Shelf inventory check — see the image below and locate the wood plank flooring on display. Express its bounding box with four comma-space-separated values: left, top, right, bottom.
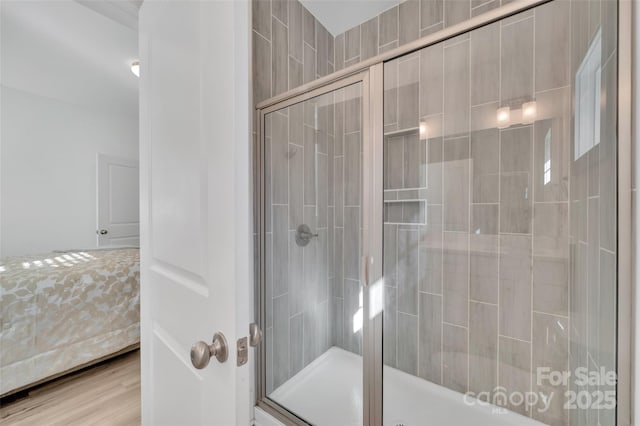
0, 350, 141, 426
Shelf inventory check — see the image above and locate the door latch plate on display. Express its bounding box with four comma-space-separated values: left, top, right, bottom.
237, 337, 248, 366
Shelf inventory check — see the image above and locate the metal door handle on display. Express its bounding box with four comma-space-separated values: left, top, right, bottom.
249, 323, 262, 347
97, 229, 108, 235
190, 332, 228, 369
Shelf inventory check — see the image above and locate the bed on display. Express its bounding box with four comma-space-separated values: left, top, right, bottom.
0, 248, 140, 396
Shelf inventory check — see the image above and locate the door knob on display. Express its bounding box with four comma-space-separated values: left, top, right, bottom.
190, 332, 228, 369
97, 229, 108, 235
249, 323, 262, 347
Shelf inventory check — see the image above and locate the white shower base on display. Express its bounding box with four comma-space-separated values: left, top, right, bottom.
270, 347, 544, 426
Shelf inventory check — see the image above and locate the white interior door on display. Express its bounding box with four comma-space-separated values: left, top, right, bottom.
96, 154, 140, 247
139, 1, 251, 425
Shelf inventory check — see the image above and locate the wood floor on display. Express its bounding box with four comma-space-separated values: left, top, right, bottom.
0, 350, 141, 426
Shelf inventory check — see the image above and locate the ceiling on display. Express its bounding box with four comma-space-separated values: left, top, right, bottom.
299, 0, 403, 36
1, 0, 139, 115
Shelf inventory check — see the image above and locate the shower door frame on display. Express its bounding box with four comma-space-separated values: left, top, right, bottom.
254, 0, 634, 424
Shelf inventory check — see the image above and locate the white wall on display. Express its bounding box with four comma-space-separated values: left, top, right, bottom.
0, 86, 138, 257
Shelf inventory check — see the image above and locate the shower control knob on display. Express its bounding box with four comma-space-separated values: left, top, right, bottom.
190, 332, 228, 369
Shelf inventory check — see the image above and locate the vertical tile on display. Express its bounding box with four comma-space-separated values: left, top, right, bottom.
398, 56, 420, 130
443, 232, 469, 326
361, 17, 379, 61
532, 313, 569, 425
335, 156, 344, 226
398, 229, 419, 315
330, 297, 344, 347
303, 125, 316, 205
534, 0, 570, 92
500, 124, 533, 235
599, 250, 616, 372
252, 0, 271, 40
344, 279, 362, 355
317, 154, 328, 228
404, 133, 421, 188
253, 31, 271, 104
470, 22, 499, 105
288, 0, 302, 61
399, 0, 420, 45
445, 0, 470, 27
397, 313, 419, 375
272, 0, 287, 24
379, 6, 399, 46
469, 302, 497, 395
500, 126, 532, 173
288, 57, 302, 90
266, 327, 274, 393
303, 306, 318, 365
316, 24, 329, 77
498, 336, 531, 416
443, 40, 470, 137
344, 207, 360, 280
384, 60, 398, 128
289, 230, 304, 315
384, 224, 398, 287
335, 89, 345, 155
599, 58, 617, 252
272, 206, 289, 297
344, 25, 361, 61
273, 295, 290, 388
419, 246, 442, 294
443, 324, 468, 392
533, 202, 568, 258
289, 313, 303, 376
344, 132, 361, 206
334, 33, 345, 71
265, 233, 273, 328
501, 17, 534, 106
384, 286, 398, 367
345, 83, 362, 133
288, 143, 303, 231
271, 113, 289, 205
426, 135, 443, 204
471, 129, 499, 203
302, 6, 315, 48
533, 257, 568, 317
334, 226, 344, 294
419, 293, 442, 383
384, 135, 404, 189
421, 0, 443, 29
499, 235, 531, 341
419, 44, 443, 117
443, 137, 470, 232
303, 42, 316, 84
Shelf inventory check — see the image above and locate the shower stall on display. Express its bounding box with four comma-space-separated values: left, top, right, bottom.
255, 0, 629, 425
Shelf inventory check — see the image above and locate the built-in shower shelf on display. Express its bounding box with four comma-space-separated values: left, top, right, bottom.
383, 126, 420, 138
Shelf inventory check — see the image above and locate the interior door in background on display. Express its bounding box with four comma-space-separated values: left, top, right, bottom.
96, 154, 140, 247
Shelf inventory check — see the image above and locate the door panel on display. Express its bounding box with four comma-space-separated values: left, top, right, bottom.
139, 1, 251, 425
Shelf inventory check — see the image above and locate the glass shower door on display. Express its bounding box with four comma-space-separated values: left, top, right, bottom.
381, 2, 618, 426
261, 79, 368, 425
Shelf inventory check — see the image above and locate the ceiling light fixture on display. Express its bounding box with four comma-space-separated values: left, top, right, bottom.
130, 60, 140, 77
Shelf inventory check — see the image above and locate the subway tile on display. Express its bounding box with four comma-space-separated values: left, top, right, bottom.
318, 155, 328, 228
344, 206, 361, 280
345, 132, 361, 206
534, 0, 570, 92
419, 44, 443, 118
271, 20, 286, 94
498, 336, 531, 416
443, 138, 470, 232
418, 293, 442, 383
344, 83, 362, 133
426, 135, 443, 204
272, 295, 290, 388
286, 144, 302, 227
379, 6, 399, 46
289, 230, 304, 315
398, 56, 420, 130
344, 25, 361, 61
471, 129, 499, 203
399, 0, 420, 45
253, 31, 271, 104
404, 132, 422, 188
470, 21, 499, 105
443, 39, 470, 137
334, 227, 344, 293
533, 257, 568, 317
499, 235, 531, 341
288, 102, 303, 145
302, 6, 315, 48
384, 135, 404, 190
303, 306, 319, 365
271, 113, 288, 206
420, 246, 442, 294
443, 232, 469, 326
303, 125, 316, 205
397, 313, 419, 375
443, 324, 468, 392
469, 302, 497, 395
288, 57, 302, 90
500, 126, 532, 173
318, 228, 328, 301
303, 42, 316, 84
420, 0, 443, 29
289, 313, 303, 376
384, 60, 398, 128
384, 286, 398, 367
303, 207, 318, 309
361, 17, 379, 61
533, 202, 568, 258
288, 0, 302, 61
272, 205, 289, 297
472, 204, 498, 235
398, 229, 420, 315
330, 296, 344, 347
532, 313, 569, 425
500, 16, 533, 106
335, 90, 345, 155
252, 0, 271, 40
